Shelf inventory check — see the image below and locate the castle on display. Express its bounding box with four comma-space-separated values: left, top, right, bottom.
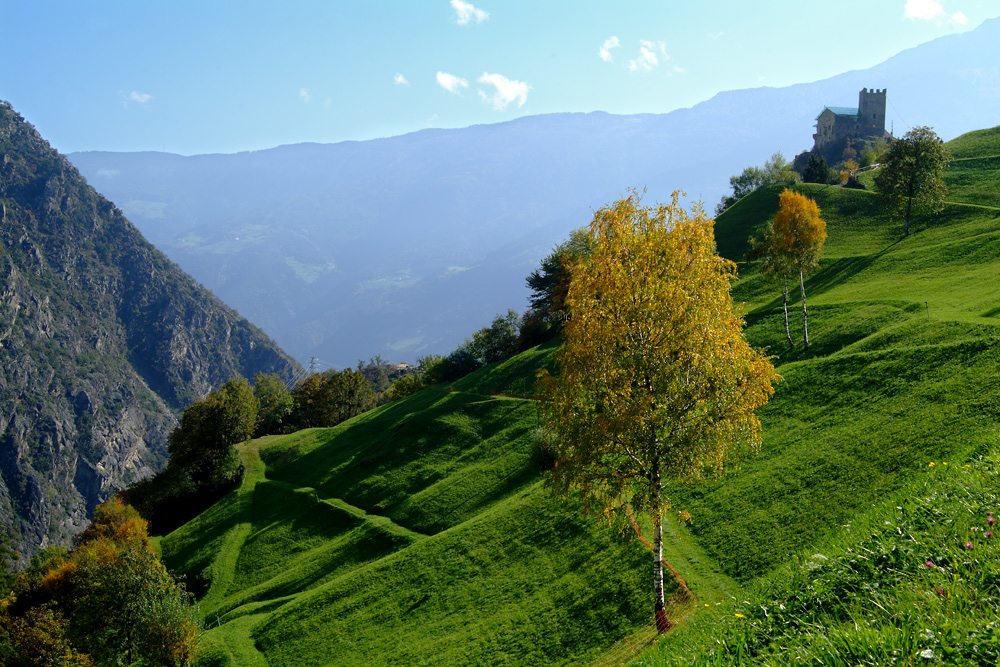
812, 88, 888, 156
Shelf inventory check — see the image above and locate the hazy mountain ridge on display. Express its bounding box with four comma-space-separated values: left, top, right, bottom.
0, 102, 300, 562
69, 18, 1000, 367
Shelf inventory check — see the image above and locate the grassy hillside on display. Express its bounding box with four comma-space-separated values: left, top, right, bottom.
161, 125, 1000, 666
160, 350, 726, 666
633, 126, 1000, 663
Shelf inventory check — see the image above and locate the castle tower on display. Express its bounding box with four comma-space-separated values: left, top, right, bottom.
857, 88, 886, 138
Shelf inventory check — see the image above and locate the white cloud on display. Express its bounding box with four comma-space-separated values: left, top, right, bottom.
129, 91, 152, 104
904, 0, 967, 24
394, 73, 410, 86
905, 0, 944, 20
599, 36, 621, 62
452, 0, 488, 25
628, 40, 667, 73
477, 72, 529, 111
436, 71, 469, 94
96, 168, 119, 178
299, 88, 311, 103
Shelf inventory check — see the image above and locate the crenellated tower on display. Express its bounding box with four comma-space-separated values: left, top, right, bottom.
857, 88, 887, 137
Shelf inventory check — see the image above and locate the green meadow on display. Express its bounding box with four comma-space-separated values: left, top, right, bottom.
161, 126, 1000, 665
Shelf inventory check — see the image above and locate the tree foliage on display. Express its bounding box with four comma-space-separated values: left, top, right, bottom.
801, 153, 831, 184
0, 499, 199, 666
526, 227, 592, 321
766, 189, 827, 348
538, 190, 779, 629
716, 152, 800, 215
468, 309, 521, 365
167, 376, 257, 487
748, 219, 797, 348
874, 126, 951, 237
254, 372, 294, 436
291, 369, 375, 428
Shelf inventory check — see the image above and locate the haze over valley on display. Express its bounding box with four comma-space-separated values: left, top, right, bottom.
68, 16, 1000, 367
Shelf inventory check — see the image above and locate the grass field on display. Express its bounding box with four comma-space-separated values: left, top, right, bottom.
161, 125, 1000, 666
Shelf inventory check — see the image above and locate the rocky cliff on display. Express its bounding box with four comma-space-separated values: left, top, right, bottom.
0, 102, 300, 564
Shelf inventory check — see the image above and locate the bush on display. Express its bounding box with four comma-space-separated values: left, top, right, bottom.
389, 373, 424, 401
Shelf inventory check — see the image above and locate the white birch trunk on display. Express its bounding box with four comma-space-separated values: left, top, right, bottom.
799, 268, 809, 348
782, 275, 793, 349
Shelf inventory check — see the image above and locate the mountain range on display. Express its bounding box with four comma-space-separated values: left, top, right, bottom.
68, 18, 1000, 369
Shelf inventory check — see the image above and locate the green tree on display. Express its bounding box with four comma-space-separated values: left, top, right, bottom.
254, 372, 294, 436
389, 373, 424, 401
469, 309, 521, 364
763, 151, 799, 184
526, 227, 592, 321
168, 376, 257, 487
716, 153, 800, 216
802, 153, 830, 184
291, 369, 375, 428
538, 191, 779, 632
874, 126, 951, 237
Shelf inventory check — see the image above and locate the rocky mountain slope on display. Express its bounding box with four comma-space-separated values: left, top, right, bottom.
0, 102, 300, 563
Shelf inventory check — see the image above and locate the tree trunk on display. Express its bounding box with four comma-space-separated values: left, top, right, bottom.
782, 275, 793, 349
904, 193, 913, 237
651, 460, 670, 633
653, 510, 670, 633
799, 268, 809, 349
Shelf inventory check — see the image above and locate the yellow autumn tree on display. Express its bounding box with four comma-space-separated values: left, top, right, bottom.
770, 189, 827, 348
538, 191, 779, 632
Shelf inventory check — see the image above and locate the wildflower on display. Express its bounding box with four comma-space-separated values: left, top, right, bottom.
735, 613, 745, 618
925, 560, 935, 568
943, 461, 948, 466
989, 516, 996, 527
987, 531, 994, 539
936, 588, 947, 597
988, 511, 994, 516
965, 542, 974, 550
929, 462, 935, 467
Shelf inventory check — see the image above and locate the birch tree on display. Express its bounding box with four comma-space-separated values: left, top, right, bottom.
538, 191, 779, 632
771, 189, 827, 349
748, 219, 796, 349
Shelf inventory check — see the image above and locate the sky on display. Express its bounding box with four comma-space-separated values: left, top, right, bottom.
2, 0, 997, 155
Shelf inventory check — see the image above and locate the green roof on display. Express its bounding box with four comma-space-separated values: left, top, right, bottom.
817, 106, 859, 120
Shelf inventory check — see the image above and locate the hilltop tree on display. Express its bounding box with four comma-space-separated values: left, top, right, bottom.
874, 126, 951, 237
526, 227, 592, 321
468, 310, 521, 364
538, 191, 779, 632
770, 189, 827, 348
716, 152, 800, 215
168, 376, 258, 487
801, 153, 830, 184
291, 368, 375, 428
254, 372, 294, 436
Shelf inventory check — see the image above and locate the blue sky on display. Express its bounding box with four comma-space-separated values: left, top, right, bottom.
2, 0, 996, 155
